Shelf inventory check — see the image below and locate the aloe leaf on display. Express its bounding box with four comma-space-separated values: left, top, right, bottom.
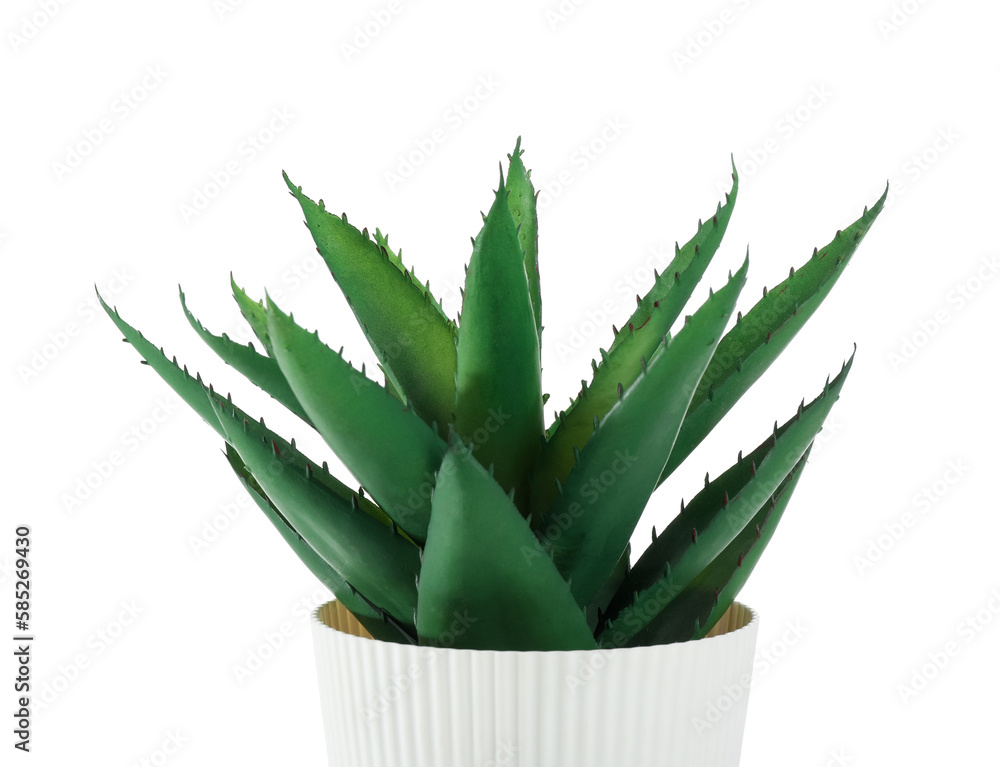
230, 274, 276, 359
222, 443, 413, 644
208, 390, 420, 627
98, 289, 225, 438
535, 257, 749, 608
657, 186, 886, 485
415, 443, 596, 651
601, 353, 853, 646
263, 295, 447, 542
531, 300, 679, 516
284, 173, 457, 436
532, 166, 739, 512
455, 170, 544, 501
206, 385, 401, 531
506, 137, 541, 348
179, 286, 314, 426
608, 157, 739, 358
600, 447, 811, 649
585, 543, 630, 633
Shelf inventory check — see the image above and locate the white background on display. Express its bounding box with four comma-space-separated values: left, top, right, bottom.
5, 0, 999, 765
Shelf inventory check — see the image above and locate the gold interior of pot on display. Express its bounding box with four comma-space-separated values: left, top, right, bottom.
317, 600, 753, 643
318, 600, 375, 639
703, 602, 753, 638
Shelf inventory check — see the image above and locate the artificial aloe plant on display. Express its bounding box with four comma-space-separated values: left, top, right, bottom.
99, 139, 885, 651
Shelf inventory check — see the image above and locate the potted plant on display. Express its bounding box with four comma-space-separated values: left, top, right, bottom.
100, 139, 885, 766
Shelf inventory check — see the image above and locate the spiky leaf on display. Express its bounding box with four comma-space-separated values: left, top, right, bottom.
506, 137, 541, 348
230, 274, 276, 358
98, 290, 224, 438
532, 167, 739, 511
657, 186, 886, 485
209, 390, 420, 627
608, 158, 739, 357
284, 173, 457, 435
601, 354, 853, 646
600, 447, 810, 648
586, 544, 630, 633
535, 257, 749, 607
263, 295, 447, 542
416, 444, 596, 651
179, 286, 313, 426
223, 443, 412, 644
455, 171, 544, 500
531, 300, 680, 516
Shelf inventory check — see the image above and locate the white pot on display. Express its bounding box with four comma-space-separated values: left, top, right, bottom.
311, 600, 759, 767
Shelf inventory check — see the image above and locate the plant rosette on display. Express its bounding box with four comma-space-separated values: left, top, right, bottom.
100, 139, 884, 767
312, 599, 758, 767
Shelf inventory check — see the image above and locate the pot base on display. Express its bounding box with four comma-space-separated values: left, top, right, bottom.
312, 600, 758, 767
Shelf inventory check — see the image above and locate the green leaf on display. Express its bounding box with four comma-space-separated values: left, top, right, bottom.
179, 285, 314, 426
454, 170, 544, 501
263, 294, 447, 542
531, 165, 739, 513
208, 390, 420, 628
416, 444, 596, 651
607, 157, 739, 358
222, 443, 413, 644
601, 353, 853, 647
284, 172, 457, 436
230, 274, 276, 359
600, 447, 811, 648
97, 289, 224, 438
586, 543, 630, 633
535, 257, 749, 607
657, 185, 886, 485
506, 137, 541, 348
531, 300, 683, 516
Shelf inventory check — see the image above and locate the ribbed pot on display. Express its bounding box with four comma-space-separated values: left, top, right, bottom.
311, 600, 759, 767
